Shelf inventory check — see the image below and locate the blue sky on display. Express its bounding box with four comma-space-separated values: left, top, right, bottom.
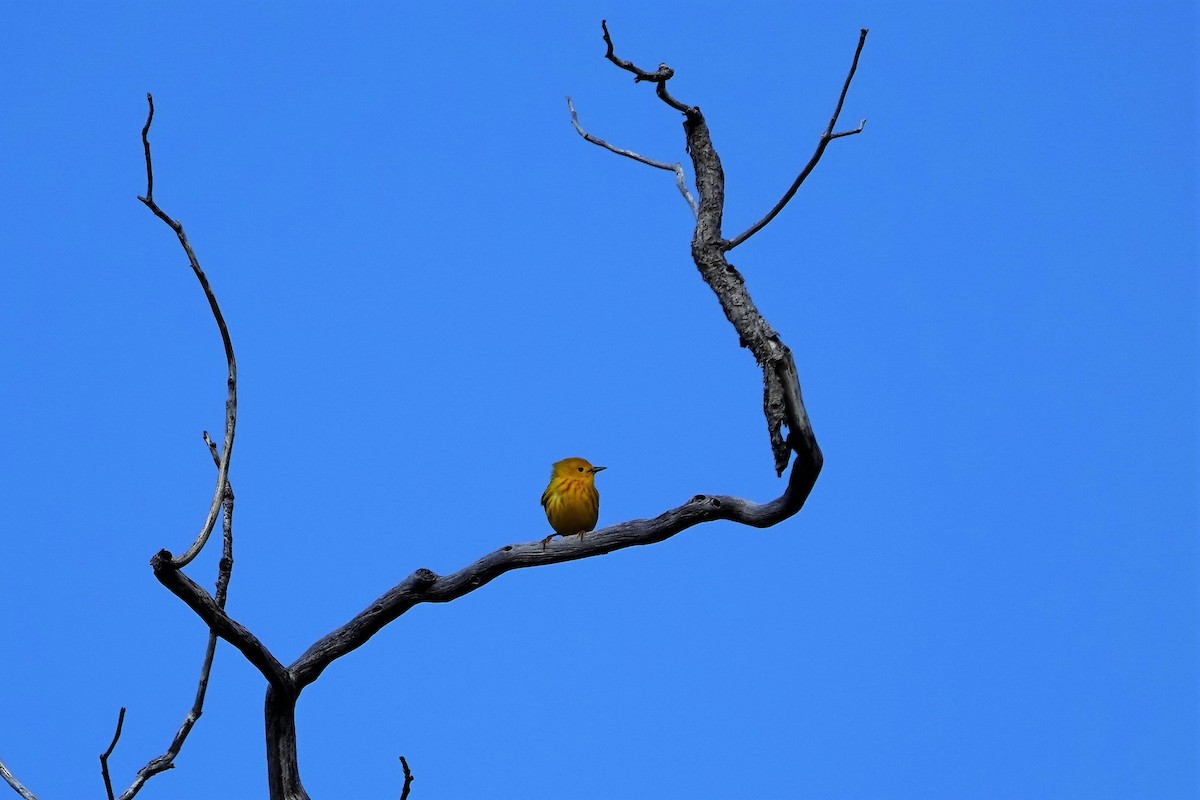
0, 2, 1195, 798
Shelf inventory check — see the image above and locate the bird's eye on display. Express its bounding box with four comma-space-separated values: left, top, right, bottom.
577, 467, 585, 472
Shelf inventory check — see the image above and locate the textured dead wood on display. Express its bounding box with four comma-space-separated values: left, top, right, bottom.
291, 459, 815, 686
590, 22, 867, 476
128, 23, 867, 800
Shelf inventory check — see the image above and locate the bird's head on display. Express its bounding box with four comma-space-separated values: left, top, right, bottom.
551, 457, 606, 482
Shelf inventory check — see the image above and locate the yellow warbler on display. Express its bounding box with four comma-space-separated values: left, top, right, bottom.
540, 457, 606, 547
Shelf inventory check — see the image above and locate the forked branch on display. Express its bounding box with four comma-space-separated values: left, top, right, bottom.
126, 23, 862, 798
113, 438, 236, 800
1, 112, 246, 798
96, 436, 237, 800
600, 20, 690, 112
151, 556, 289, 688
725, 29, 869, 250
100, 707, 125, 800
579, 22, 866, 473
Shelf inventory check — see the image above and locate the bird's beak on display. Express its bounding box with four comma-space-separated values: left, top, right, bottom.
591, 466, 607, 473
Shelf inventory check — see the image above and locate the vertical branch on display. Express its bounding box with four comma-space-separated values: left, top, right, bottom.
399, 756, 415, 800
137, 93, 238, 569
112, 436, 237, 800
100, 707, 126, 800
265, 687, 308, 800
586, 22, 865, 475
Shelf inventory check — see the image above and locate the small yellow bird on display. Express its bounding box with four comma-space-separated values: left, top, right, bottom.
540, 457, 606, 548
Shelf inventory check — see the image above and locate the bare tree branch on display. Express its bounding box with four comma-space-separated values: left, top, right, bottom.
724, 29, 869, 251
11, 117, 244, 796
289, 461, 815, 688
100, 707, 126, 800
134, 99, 298, 797
137, 93, 238, 569
131, 22, 860, 794
399, 756, 414, 800
600, 19, 672, 83
113, 434, 236, 800
151, 554, 289, 689
566, 96, 697, 217
599, 20, 691, 112
0, 759, 38, 800
587, 22, 850, 472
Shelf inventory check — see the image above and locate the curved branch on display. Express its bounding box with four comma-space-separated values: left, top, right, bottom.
592, 23, 846, 473
601, 19, 672, 83
566, 96, 697, 217
125, 24, 858, 797
601, 21, 692, 113
115, 435, 236, 800
137, 93, 238, 569
655, 80, 691, 114
151, 552, 289, 690
288, 459, 816, 688
0, 759, 38, 800
100, 707, 125, 800
725, 29, 869, 251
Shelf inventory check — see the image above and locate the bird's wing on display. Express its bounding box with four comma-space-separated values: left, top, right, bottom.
540, 486, 551, 508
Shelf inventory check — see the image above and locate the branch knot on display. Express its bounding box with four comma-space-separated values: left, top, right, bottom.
412, 568, 438, 588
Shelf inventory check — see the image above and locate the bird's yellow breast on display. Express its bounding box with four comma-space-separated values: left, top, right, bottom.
542, 476, 600, 535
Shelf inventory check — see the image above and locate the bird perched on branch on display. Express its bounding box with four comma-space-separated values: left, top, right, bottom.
541, 457, 605, 548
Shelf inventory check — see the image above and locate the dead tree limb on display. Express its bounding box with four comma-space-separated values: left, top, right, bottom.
137, 93, 238, 570
0, 98, 245, 800
110, 435, 236, 800
399, 757, 414, 800
585, 20, 866, 474
565, 96, 698, 216
100, 707, 125, 800
84, 96, 245, 800
133, 23, 866, 799
0, 759, 38, 800
725, 29, 869, 251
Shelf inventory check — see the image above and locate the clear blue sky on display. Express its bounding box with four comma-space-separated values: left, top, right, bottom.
1, 3, 1195, 798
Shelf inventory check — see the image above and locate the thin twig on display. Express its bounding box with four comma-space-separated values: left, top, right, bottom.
100, 707, 126, 800
600, 21, 692, 113
114, 436, 237, 800
137, 93, 238, 569
0, 759, 38, 800
724, 29, 869, 251
601, 20, 671, 83
399, 756, 415, 800
566, 96, 697, 217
